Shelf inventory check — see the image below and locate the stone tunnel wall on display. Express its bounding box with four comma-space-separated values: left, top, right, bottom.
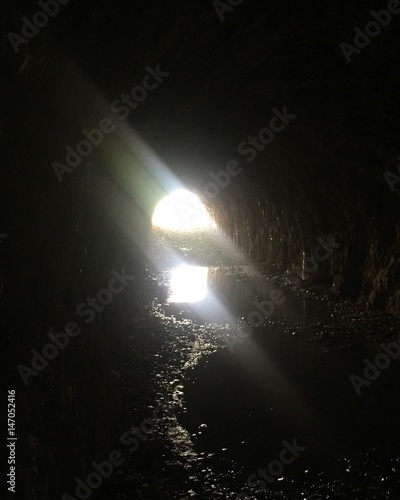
209, 175, 400, 318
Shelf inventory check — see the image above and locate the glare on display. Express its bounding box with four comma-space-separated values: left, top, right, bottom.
169, 265, 208, 302
152, 189, 213, 230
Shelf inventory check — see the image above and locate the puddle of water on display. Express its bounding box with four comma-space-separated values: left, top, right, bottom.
146, 260, 400, 497
149, 263, 400, 496
162, 265, 331, 326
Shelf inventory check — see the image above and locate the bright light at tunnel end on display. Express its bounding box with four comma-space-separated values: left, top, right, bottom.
152, 189, 214, 231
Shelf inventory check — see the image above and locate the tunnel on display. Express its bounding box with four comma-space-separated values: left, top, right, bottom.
1, 0, 400, 498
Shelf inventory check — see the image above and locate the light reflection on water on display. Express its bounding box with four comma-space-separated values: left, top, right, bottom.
169, 265, 209, 303
166, 265, 233, 324
166, 265, 330, 326
154, 265, 400, 498
168, 265, 270, 306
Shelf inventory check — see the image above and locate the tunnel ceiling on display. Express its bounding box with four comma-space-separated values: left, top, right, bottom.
1, 0, 400, 315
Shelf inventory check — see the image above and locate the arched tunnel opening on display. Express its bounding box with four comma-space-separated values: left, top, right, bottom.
2, 1, 400, 499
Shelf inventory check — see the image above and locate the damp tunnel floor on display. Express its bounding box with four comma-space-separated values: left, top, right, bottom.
98, 231, 400, 499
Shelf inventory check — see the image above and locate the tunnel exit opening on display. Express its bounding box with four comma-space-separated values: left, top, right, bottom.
150, 189, 217, 303
151, 189, 215, 231
150, 188, 245, 270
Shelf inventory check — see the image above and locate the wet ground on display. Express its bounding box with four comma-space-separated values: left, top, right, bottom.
99, 230, 400, 499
